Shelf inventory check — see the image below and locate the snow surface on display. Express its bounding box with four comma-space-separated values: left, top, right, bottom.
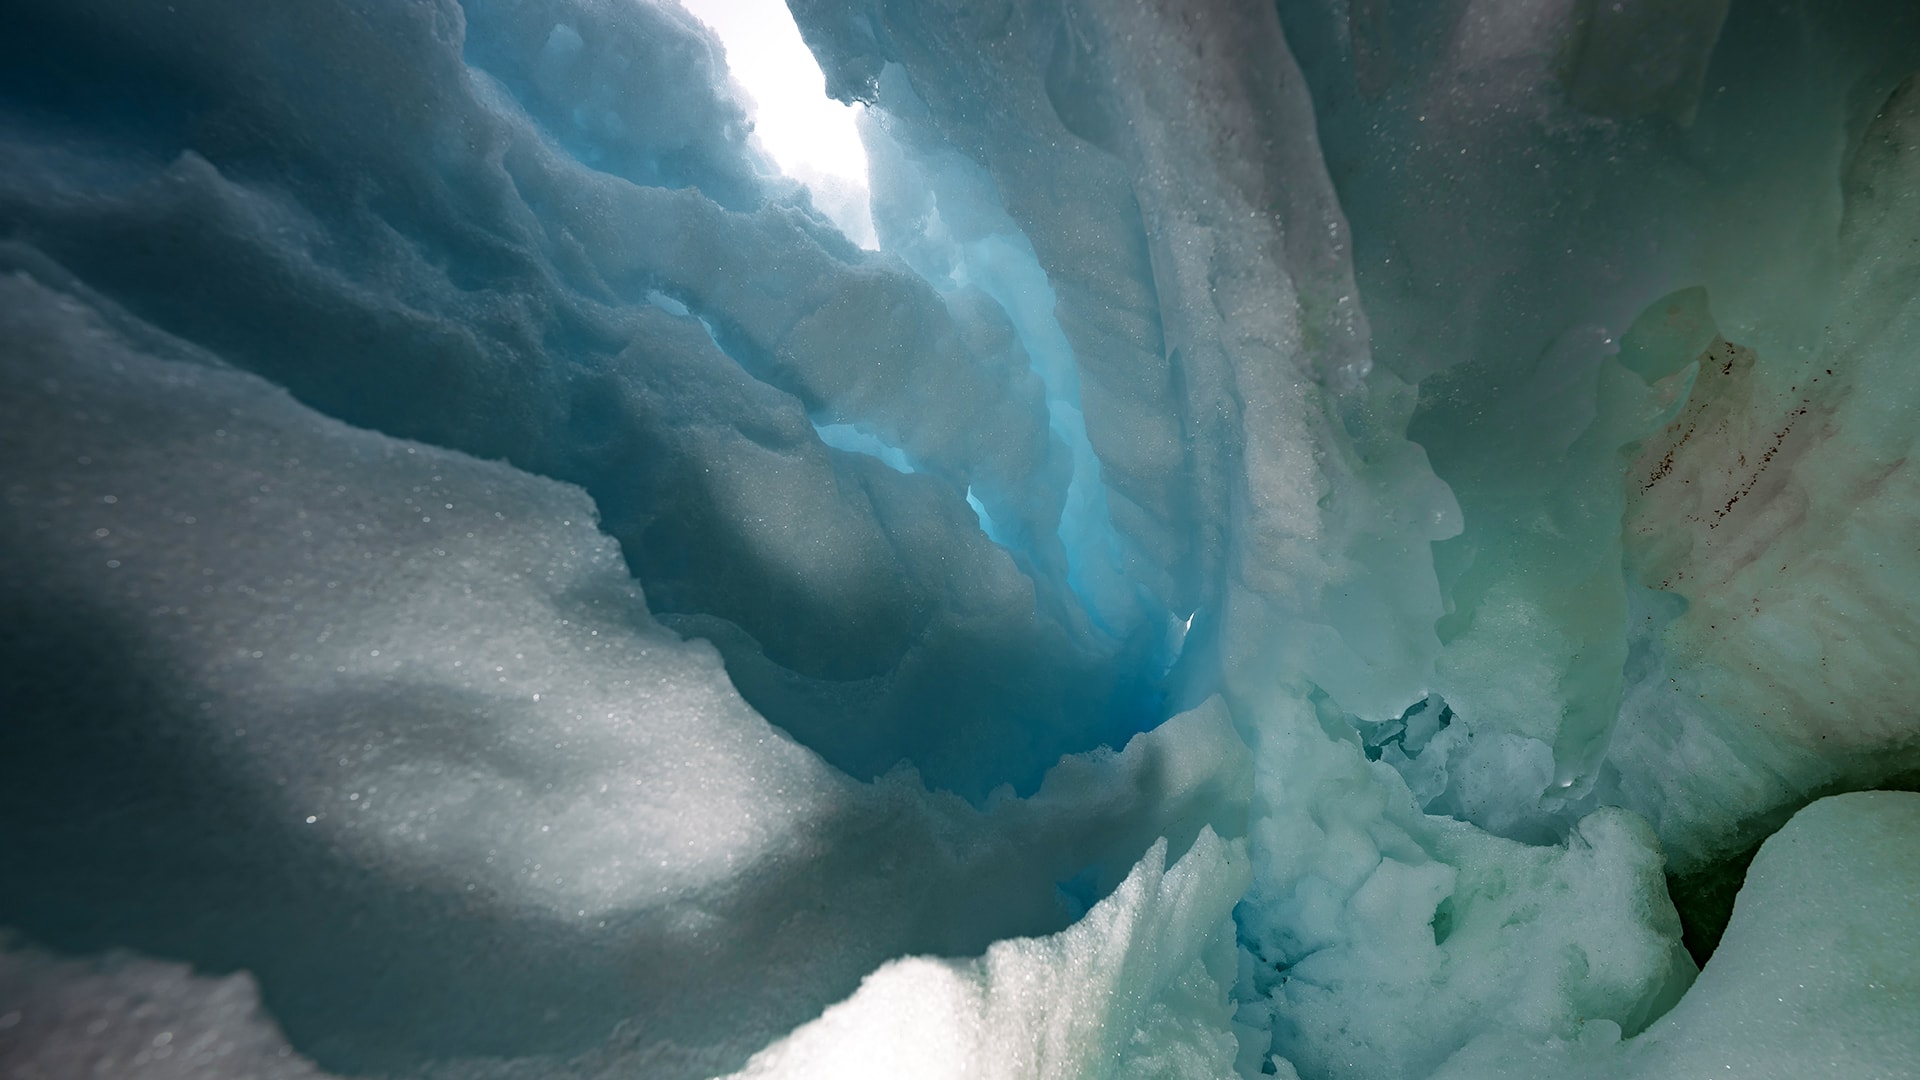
2, 0, 1918, 1078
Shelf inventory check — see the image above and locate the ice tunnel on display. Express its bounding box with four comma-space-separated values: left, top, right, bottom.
2, 0, 1918, 1077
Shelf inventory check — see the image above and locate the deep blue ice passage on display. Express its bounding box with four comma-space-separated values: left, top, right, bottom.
2, 1, 1920, 1078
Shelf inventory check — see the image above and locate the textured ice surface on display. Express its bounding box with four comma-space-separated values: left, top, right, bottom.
0, 946, 329, 1080
1430, 791, 1920, 1079
7, 794, 1912, 1080
725, 830, 1249, 1080
0, 0, 1150, 803
1266, 0, 1920, 841
3, 0, 1919, 1078
1603, 75, 1920, 869
0, 273, 1249, 1073
1, 832, 1251, 1080
1229, 690, 1695, 1078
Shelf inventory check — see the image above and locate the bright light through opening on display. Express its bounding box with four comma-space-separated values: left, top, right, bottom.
678, 0, 876, 248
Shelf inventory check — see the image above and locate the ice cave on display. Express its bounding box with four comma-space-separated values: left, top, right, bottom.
1, 0, 1917, 1077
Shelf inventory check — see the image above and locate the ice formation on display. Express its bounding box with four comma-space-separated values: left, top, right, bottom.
0, 1, 1916, 1078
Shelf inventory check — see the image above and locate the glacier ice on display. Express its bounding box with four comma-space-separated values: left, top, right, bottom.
2, 0, 1919, 1078
1427, 791, 1920, 1080
0, 267, 1249, 1071
723, 830, 1251, 1080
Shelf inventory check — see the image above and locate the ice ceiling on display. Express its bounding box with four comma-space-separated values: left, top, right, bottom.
1, 0, 1918, 1078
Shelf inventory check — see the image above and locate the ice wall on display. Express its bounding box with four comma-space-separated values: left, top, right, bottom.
3, 0, 1919, 1078
1267, 0, 1920, 861
0, 269, 1249, 1072
0, 0, 1167, 804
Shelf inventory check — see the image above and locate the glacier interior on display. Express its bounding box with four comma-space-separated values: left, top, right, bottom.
1, 0, 1918, 1077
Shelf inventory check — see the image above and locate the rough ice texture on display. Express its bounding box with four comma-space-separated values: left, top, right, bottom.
1606, 75, 1920, 868
1, 832, 1251, 1080
788, 0, 1920, 1072
0, 946, 329, 1080
3, 0, 1920, 1078
0, 272, 1250, 1076
1229, 691, 1694, 1079
793, 0, 1463, 730
1430, 791, 1920, 1079
0, 0, 1149, 802
1264, 0, 1920, 841
725, 830, 1249, 1080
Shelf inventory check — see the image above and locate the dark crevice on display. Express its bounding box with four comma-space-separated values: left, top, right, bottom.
1668, 769, 1920, 966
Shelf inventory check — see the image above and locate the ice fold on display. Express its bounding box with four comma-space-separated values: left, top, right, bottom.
3, 0, 1920, 1077
0, 271, 1251, 1074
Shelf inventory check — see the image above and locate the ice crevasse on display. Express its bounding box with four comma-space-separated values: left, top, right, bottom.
0, 0, 1917, 1078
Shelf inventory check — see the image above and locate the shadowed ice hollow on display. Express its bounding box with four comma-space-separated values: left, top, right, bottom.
1, 0, 1917, 1077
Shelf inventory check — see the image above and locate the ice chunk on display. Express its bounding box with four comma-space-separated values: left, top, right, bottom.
723, 829, 1250, 1080
1430, 792, 1920, 1079
1232, 691, 1693, 1079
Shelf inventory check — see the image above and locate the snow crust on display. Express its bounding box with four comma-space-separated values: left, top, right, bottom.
2, 0, 1918, 1078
